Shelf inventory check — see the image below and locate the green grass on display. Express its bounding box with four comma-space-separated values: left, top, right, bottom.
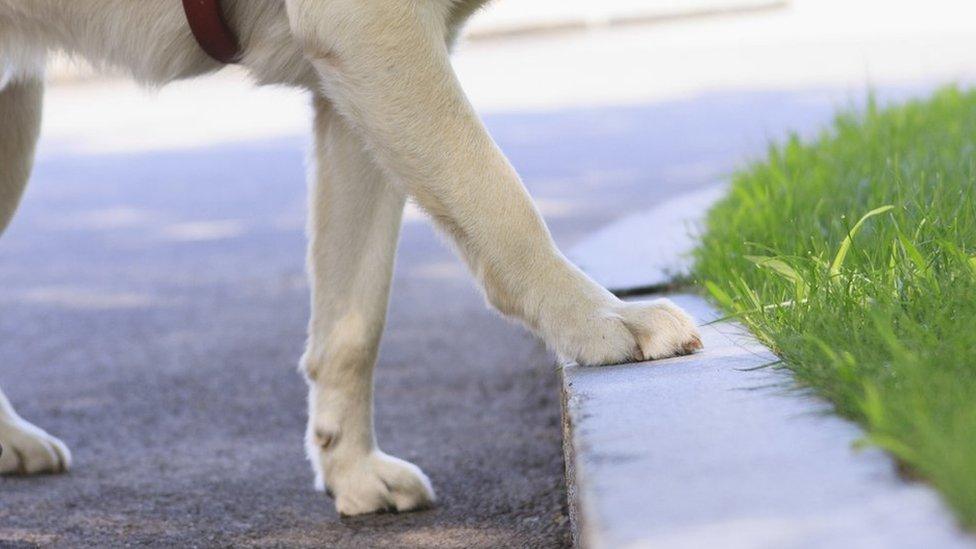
694, 87, 976, 528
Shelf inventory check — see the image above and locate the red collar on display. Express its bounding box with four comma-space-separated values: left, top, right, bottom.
182, 0, 241, 64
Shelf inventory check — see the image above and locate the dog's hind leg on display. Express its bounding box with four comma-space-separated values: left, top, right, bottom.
301, 97, 434, 516
0, 74, 72, 475
287, 1, 702, 367
0, 74, 42, 234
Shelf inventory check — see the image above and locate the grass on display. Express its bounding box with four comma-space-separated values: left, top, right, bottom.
694, 87, 976, 529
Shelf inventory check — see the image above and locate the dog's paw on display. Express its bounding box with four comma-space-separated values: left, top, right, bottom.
567, 298, 702, 366
618, 298, 703, 360
0, 418, 71, 475
317, 450, 436, 517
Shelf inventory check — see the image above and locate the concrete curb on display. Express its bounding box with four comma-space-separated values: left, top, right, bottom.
560, 295, 974, 549
560, 190, 976, 548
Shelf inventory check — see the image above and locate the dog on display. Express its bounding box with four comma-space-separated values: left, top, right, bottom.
0, 0, 702, 516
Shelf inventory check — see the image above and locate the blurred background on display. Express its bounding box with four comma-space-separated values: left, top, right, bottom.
3, 0, 976, 545
32, 0, 976, 242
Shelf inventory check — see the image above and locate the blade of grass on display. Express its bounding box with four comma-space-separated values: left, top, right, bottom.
829, 205, 894, 280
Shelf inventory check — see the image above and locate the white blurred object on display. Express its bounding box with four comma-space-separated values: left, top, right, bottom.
454, 0, 976, 112
465, 0, 786, 38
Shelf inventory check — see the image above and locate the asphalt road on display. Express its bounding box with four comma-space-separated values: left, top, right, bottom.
0, 86, 907, 547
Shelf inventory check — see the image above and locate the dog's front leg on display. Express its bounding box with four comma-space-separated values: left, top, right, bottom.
302, 98, 434, 516
288, 0, 702, 367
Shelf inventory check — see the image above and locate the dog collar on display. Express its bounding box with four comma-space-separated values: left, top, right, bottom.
182, 0, 241, 64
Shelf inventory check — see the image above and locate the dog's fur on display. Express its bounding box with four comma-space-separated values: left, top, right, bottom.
0, 0, 702, 516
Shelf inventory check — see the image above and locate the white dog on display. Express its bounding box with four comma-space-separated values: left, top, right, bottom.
0, 0, 702, 516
